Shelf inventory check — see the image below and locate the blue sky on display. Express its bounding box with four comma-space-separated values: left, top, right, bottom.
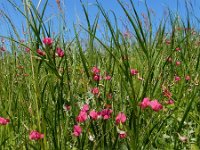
0, 0, 200, 39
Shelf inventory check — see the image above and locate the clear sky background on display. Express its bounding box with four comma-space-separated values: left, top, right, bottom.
0, 0, 200, 39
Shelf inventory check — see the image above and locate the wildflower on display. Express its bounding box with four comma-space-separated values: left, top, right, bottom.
119, 131, 127, 139
149, 100, 163, 112
42, 37, 53, 46
178, 133, 187, 143
165, 40, 171, 45
56, 48, 64, 57
92, 66, 100, 74
175, 47, 181, 51
166, 57, 172, 63
175, 76, 181, 82
101, 109, 112, 120
63, 104, 70, 111
93, 74, 101, 81
25, 47, 30, 53
105, 75, 111, 80
81, 104, 89, 112
115, 112, 126, 125
91, 87, 99, 95
73, 125, 82, 137
29, 130, 44, 140
185, 75, 190, 81
163, 89, 172, 98
139, 97, 150, 109
0, 117, 10, 125
76, 111, 87, 123
89, 110, 98, 120
176, 61, 181, 66
166, 99, 174, 105
130, 69, 138, 76
36, 49, 46, 56
0, 46, 6, 51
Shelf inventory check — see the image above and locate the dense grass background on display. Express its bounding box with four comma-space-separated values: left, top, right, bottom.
0, 0, 200, 149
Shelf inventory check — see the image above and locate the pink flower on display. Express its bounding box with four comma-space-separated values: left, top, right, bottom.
139, 97, 150, 109
0, 117, 10, 125
89, 110, 98, 120
166, 57, 172, 63
149, 100, 163, 112
165, 40, 171, 45
29, 130, 44, 140
175, 76, 181, 82
73, 125, 82, 137
37, 49, 46, 56
101, 109, 112, 120
175, 47, 181, 51
105, 75, 111, 80
119, 131, 127, 139
43, 37, 53, 46
130, 69, 138, 76
166, 99, 174, 105
63, 104, 70, 111
81, 104, 89, 112
25, 47, 30, 53
185, 75, 190, 81
92, 67, 100, 74
123, 31, 131, 38
56, 48, 64, 57
163, 89, 172, 98
115, 112, 126, 125
91, 87, 99, 95
176, 61, 181, 66
76, 111, 87, 123
0, 46, 6, 51
93, 74, 101, 81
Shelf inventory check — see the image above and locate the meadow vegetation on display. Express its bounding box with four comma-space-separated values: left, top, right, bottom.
0, 0, 200, 149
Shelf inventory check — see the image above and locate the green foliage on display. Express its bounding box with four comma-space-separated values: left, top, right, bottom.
0, 0, 199, 149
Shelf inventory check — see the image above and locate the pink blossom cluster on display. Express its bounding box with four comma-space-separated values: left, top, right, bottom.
1, 117, 44, 141
130, 68, 138, 76
43, 37, 53, 46
0, 117, 10, 125
73, 104, 127, 139
91, 66, 112, 82
36, 38, 64, 58
29, 130, 44, 140
90, 66, 113, 96
139, 98, 163, 112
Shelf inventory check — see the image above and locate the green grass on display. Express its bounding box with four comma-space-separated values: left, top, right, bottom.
0, 0, 200, 149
